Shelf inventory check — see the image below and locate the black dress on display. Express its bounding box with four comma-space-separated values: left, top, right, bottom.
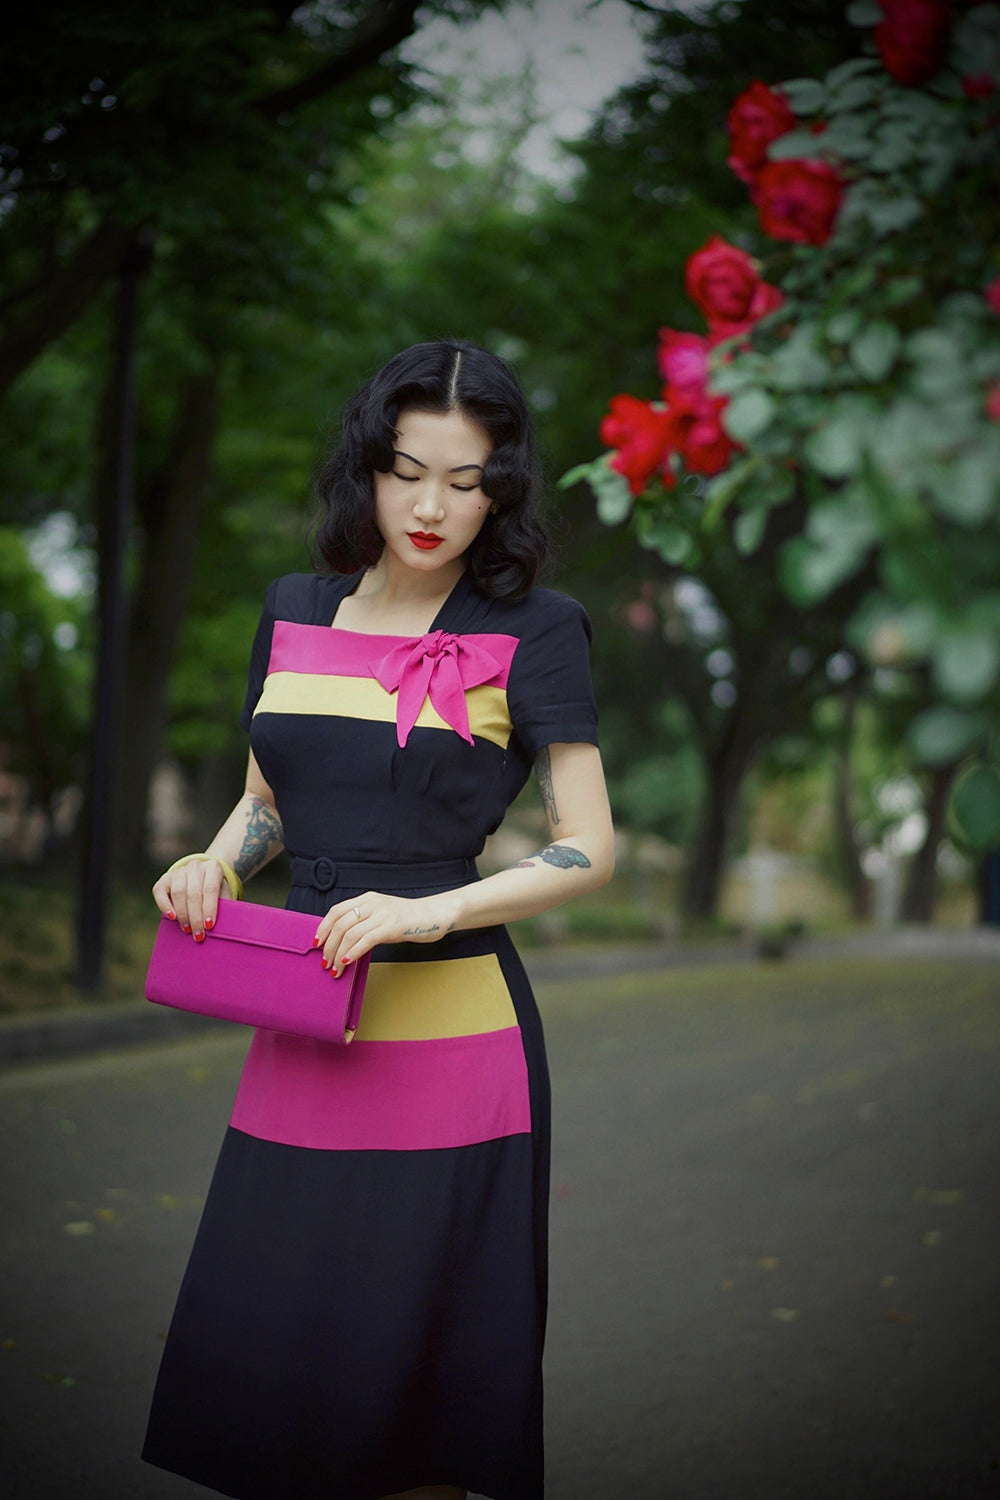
142, 569, 600, 1500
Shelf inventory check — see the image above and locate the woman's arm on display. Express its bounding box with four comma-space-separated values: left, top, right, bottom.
151, 750, 283, 938
316, 741, 614, 973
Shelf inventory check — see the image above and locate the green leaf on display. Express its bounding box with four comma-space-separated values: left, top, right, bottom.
826, 309, 864, 344
769, 324, 830, 390
908, 707, 988, 765
826, 56, 883, 86
934, 442, 1000, 526
850, 320, 902, 382
557, 459, 602, 490
932, 629, 1000, 703
701, 456, 761, 524
767, 129, 829, 160
635, 512, 695, 565
846, 0, 883, 26
883, 276, 923, 307
949, 763, 1000, 853
734, 507, 767, 555
780, 78, 827, 114
865, 195, 924, 236
804, 398, 874, 478
827, 76, 879, 112
573, 454, 633, 524
709, 362, 764, 396
722, 388, 776, 444
779, 515, 873, 604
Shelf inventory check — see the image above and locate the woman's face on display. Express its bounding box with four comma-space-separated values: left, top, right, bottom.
373, 407, 493, 579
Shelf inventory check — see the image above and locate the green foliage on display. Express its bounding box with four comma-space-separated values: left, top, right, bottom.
0, 528, 89, 800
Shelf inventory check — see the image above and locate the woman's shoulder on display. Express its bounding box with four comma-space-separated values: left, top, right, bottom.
263, 571, 359, 625
472, 583, 592, 642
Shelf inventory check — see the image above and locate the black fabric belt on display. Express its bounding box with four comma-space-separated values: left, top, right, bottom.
289, 854, 478, 893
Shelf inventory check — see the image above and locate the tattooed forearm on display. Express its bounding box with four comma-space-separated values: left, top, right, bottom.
534, 746, 560, 826
402, 922, 455, 937
234, 794, 283, 880
515, 844, 592, 871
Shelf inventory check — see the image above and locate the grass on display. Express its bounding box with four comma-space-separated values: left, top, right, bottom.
0, 862, 986, 1015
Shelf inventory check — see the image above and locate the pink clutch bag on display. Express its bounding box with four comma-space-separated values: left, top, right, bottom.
145, 899, 370, 1044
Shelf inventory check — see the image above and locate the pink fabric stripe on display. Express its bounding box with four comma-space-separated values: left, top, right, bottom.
267, 620, 517, 686
230, 1026, 532, 1151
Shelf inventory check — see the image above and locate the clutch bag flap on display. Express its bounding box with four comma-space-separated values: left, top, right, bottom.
144, 899, 369, 1044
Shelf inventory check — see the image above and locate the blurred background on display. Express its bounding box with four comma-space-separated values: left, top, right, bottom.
1, 0, 997, 1009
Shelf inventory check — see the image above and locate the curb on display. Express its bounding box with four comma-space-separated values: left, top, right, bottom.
1, 927, 997, 1068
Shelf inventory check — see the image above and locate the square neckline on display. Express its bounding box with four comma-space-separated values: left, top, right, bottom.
326, 568, 472, 639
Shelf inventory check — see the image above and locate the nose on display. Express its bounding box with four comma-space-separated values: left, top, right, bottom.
413, 483, 447, 522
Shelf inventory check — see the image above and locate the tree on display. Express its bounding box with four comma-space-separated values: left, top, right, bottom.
2, 0, 513, 883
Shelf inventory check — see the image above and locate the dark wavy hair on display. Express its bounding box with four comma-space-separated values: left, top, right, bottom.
311, 339, 549, 598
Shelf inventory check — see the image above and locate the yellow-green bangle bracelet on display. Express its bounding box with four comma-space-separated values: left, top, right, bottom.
165, 853, 244, 902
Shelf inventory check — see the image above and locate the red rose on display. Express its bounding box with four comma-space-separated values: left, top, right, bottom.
753, 159, 843, 246
600, 394, 682, 495
874, 0, 952, 86
657, 330, 711, 408
685, 235, 785, 341
679, 394, 739, 476
727, 81, 797, 185
985, 277, 1000, 314
961, 74, 995, 98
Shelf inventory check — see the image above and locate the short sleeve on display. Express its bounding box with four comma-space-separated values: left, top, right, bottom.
239, 579, 280, 732
506, 592, 600, 760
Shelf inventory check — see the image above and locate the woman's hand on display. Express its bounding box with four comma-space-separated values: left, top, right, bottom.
314, 891, 462, 976
152, 859, 234, 941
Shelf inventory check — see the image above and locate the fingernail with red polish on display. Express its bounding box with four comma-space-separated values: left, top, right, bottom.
166, 911, 177, 921
205, 917, 214, 930
195, 932, 205, 943
321, 958, 329, 970
312, 936, 321, 948
182, 924, 192, 934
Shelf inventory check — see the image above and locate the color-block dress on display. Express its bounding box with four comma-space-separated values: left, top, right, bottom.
142, 568, 599, 1500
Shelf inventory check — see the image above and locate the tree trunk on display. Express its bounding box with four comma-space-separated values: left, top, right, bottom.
682, 732, 755, 920
901, 761, 959, 923
830, 692, 871, 920
0, 221, 143, 400
116, 362, 223, 873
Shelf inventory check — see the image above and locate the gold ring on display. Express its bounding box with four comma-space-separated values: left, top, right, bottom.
353, 907, 362, 923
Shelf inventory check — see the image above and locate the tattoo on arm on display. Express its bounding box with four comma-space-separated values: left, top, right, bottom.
515, 844, 591, 871
403, 922, 454, 937
535, 746, 560, 827
234, 794, 283, 880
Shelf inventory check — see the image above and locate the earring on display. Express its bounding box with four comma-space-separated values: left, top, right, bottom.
490, 502, 499, 515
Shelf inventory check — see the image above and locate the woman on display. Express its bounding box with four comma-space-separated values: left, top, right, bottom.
143, 338, 615, 1500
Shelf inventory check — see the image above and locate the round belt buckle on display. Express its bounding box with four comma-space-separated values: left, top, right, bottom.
312, 857, 337, 891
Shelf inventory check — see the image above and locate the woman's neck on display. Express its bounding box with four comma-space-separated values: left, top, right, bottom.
338, 556, 465, 636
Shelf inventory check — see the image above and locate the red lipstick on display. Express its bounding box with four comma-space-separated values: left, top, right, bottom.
409, 532, 443, 550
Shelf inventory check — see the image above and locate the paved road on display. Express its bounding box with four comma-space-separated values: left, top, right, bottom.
2, 951, 998, 1499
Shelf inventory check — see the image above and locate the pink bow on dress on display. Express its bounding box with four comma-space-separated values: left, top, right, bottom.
371, 631, 505, 747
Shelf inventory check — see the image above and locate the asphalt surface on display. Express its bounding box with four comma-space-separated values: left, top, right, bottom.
1, 939, 999, 1499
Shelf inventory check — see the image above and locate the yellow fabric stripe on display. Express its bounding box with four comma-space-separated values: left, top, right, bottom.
355, 954, 517, 1041
255, 672, 512, 750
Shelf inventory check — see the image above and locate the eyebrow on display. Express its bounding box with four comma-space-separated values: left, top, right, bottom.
394, 449, 484, 474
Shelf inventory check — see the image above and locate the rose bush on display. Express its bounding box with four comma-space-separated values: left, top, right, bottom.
564, 0, 1000, 855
